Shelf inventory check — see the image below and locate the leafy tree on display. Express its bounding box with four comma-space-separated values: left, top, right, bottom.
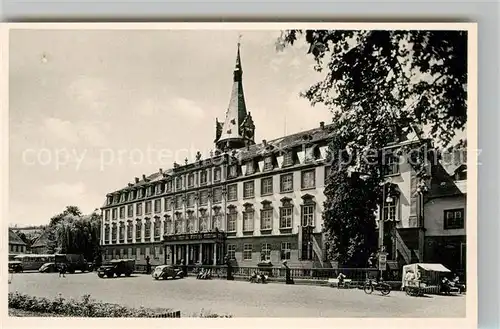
323, 134, 379, 266
49, 205, 82, 227
277, 30, 467, 149
54, 212, 101, 262
277, 30, 467, 265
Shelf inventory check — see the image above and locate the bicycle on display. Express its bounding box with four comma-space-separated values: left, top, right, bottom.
363, 279, 391, 295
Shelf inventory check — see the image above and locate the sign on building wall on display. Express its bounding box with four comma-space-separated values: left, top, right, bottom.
378, 252, 388, 270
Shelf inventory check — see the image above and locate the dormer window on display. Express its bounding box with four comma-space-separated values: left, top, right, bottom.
120, 193, 126, 203
176, 177, 183, 190
200, 170, 208, 185
188, 173, 195, 188
156, 184, 164, 195
166, 180, 173, 193
305, 146, 317, 163
246, 161, 255, 175
113, 195, 119, 203
128, 191, 135, 201
214, 168, 222, 182
263, 156, 274, 171
228, 165, 238, 179
283, 150, 295, 167
107, 196, 113, 205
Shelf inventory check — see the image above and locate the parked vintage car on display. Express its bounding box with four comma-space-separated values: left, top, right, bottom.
152, 265, 184, 280
97, 259, 135, 278
39, 262, 59, 273
8, 261, 23, 273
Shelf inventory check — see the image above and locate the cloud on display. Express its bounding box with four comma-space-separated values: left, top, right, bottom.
171, 97, 205, 120
66, 76, 108, 113
43, 181, 87, 199
138, 96, 205, 120
42, 117, 80, 144
41, 117, 109, 147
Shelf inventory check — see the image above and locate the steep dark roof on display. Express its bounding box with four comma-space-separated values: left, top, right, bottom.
107, 123, 335, 196
427, 163, 466, 199
31, 230, 50, 248
9, 229, 26, 246
441, 146, 467, 176
236, 124, 334, 161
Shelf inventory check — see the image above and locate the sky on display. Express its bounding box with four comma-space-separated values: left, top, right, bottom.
9, 29, 333, 227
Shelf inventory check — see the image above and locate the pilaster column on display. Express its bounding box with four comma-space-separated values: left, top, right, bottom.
213, 243, 217, 265
199, 243, 203, 263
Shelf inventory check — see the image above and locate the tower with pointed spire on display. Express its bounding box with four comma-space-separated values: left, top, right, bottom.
214, 39, 255, 151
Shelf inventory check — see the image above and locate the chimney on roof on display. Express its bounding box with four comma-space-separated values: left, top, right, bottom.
320, 121, 325, 129
159, 168, 163, 174
128, 183, 133, 187
135, 177, 139, 183
142, 174, 147, 181
262, 140, 267, 147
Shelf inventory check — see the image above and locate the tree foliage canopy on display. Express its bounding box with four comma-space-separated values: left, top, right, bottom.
46, 206, 101, 263
277, 30, 467, 150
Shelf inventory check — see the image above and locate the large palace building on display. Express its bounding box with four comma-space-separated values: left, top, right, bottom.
100, 43, 467, 273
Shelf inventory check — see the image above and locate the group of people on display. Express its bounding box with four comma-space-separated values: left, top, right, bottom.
441, 274, 465, 294
196, 268, 212, 280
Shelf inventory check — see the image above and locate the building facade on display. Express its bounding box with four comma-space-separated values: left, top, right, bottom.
423, 156, 467, 274
9, 229, 27, 254
100, 43, 467, 272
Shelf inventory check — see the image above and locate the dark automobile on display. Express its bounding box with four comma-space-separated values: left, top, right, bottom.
152, 265, 184, 280
8, 261, 23, 273
39, 262, 59, 273
97, 259, 135, 278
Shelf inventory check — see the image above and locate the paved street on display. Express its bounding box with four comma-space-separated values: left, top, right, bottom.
9, 272, 465, 317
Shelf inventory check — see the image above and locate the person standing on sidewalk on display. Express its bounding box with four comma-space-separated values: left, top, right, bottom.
145, 256, 151, 274
225, 254, 234, 280
58, 263, 67, 278
283, 261, 294, 284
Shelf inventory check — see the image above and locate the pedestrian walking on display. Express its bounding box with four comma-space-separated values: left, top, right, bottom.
225, 254, 234, 280
146, 256, 151, 274
180, 258, 187, 276
59, 263, 67, 278
283, 260, 294, 285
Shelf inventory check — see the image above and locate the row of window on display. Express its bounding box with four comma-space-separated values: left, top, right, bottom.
104, 169, 318, 220
104, 246, 163, 261
9, 245, 26, 253
106, 145, 330, 207
103, 204, 316, 243
226, 242, 292, 261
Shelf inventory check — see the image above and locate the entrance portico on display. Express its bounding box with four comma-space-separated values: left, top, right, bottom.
164, 231, 226, 265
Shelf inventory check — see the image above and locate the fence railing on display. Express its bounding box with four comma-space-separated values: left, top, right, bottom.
174, 264, 399, 281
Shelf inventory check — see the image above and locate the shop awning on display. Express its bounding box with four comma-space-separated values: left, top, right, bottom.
417, 263, 451, 272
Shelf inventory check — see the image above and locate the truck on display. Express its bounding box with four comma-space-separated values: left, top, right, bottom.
97, 259, 135, 278
54, 254, 91, 273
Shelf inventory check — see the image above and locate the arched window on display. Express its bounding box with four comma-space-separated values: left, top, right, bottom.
226, 205, 237, 232
186, 211, 195, 233
154, 217, 161, 240
111, 223, 117, 243
104, 224, 110, 244
144, 219, 151, 239
199, 209, 209, 232
135, 220, 142, 240
127, 221, 133, 242
164, 215, 172, 235
212, 206, 222, 230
